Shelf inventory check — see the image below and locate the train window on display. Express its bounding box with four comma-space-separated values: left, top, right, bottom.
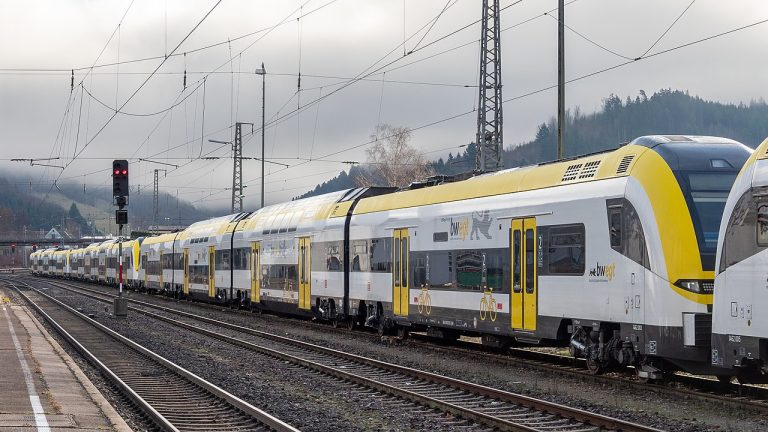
525, 229, 535, 294
325, 244, 342, 271
624, 203, 649, 268
609, 208, 622, 250
546, 225, 585, 275
351, 241, 369, 272
370, 238, 392, 273
231, 248, 250, 270
394, 238, 401, 286
216, 250, 231, 271
721, 190, 762, 272
757, 203, 768, 246
513, 230, 521, 292
414, 255, 427, 287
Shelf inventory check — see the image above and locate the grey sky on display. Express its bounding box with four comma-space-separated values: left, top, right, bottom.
1, 0, 767, 211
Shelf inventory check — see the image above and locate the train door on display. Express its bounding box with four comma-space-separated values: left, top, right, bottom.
392, 229, 410, 317
298, 237, 311, 310
183, 249, 189, 295
511, 218, 537, 331
159, 251, 164, 288
251, 242, 261, 304
208, 246, 215, 298
142, 253, 148, 287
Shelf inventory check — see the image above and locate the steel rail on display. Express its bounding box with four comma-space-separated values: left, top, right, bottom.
39, 277, 659, 432
3, 277, 299, 432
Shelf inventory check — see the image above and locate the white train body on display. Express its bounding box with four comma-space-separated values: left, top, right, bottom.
30, 135, 756, 378
713, 137, 768, 381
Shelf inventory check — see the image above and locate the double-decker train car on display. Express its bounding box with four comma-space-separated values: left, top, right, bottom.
29, 250, 40, 274
83, 242, 100, 282
30, 135, 758, 381
712, 137, 768, 382
40, 248, 55, 276
347, 135, 749, 378
139, 234, 173, 293
71, 248, 85, 279
178, 215, 240, 301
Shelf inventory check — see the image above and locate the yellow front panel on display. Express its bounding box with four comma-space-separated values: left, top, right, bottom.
511, 220, 523, 329
631, 150, 712, 304
251, 243, 260, 303
522, 218, 537, 331
183, 249, 189, 295
208, 246, 215, 298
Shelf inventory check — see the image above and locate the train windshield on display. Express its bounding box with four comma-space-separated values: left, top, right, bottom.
682, 172, 738, 269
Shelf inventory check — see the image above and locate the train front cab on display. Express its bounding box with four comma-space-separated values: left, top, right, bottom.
712, 137, 768, 383
604, 136, 751, 377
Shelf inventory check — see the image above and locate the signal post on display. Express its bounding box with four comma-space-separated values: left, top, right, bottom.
113, 160, 129, 317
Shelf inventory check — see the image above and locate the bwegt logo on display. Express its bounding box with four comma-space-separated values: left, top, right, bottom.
589, 262, 616, 281
450, 217, 470, 240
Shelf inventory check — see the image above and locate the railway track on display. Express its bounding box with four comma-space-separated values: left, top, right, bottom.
0, 277, 298, 432
22, 276, 660, 432
29, 276, 768, 416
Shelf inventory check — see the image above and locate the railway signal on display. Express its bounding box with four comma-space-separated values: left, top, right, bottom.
112, 159, 129, 203
112, 159, 128, 317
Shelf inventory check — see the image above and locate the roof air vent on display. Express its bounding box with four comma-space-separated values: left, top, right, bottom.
562, 163, 582, 182
616, 155, 635, 174
578, 160, 601, 179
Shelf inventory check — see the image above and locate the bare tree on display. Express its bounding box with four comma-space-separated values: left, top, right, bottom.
356, 124, 434, 188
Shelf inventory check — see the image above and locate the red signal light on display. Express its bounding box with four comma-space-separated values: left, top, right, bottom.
114, 169, 120, 175
121, 169, 128, 175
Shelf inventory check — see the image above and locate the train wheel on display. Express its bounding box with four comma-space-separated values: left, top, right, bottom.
347, 318, 356, 331
397, 326, 409, 340
586, 357, 603, 375
332, 318, 341, 329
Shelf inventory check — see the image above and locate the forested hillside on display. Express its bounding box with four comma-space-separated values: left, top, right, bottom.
297, 89, 768, 199
0, 177, 216, 235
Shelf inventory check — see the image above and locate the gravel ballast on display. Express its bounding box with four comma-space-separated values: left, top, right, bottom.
25, 278, 768, 431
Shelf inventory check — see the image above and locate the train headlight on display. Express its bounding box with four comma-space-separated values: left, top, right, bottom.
674, 279, 714, 294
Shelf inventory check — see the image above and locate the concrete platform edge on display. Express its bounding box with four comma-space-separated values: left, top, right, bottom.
17, 303, 133, 432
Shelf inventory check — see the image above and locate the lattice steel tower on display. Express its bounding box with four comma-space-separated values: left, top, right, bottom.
232, 122, 244, 213
153, 169, 166, 226
475, 0, 504, 172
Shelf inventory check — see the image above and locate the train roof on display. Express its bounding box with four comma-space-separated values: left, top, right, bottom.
353, 135, 749, 214
239, 189, 352, 234
142, 232, 180, 246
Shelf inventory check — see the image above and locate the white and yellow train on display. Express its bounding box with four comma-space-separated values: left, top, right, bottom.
31, 135, 754, 380
713, 137, 768, 382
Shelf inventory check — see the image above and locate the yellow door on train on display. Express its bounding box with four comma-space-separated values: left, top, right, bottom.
251, 242, 261, 303
392, 228, 410, 317
208, 246, 216, 298
298, 237, 311, 310
183, 249, 189, 295
511, 218, 537, 331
